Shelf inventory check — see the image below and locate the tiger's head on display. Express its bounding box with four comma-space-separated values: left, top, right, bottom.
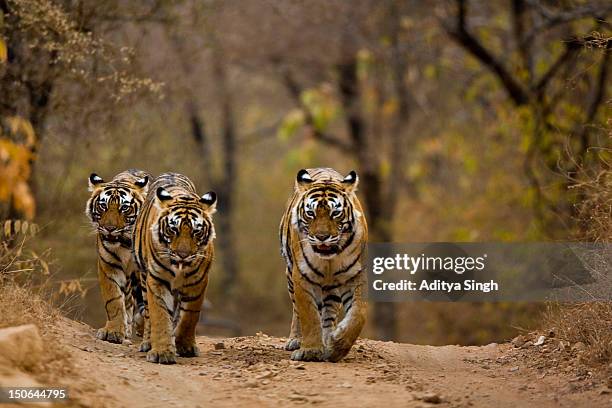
153, 187, 217, 268
294, 169, 360, 258
86, 172, 149, 242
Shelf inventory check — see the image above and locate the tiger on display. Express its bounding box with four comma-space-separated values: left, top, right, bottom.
86, 169, 150, 344
279, 167, 368, 362
133, 172, 217, 364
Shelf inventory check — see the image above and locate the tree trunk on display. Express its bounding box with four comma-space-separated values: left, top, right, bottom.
337, 59, 398, 341
211, 47, 239, 298
181, 34, 240, 300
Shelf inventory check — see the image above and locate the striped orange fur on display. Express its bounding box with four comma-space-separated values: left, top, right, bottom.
279, 168, 368, 362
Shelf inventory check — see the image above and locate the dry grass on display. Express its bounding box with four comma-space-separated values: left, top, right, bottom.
574, 167, 612, 243
545, 302, 612, 368
0, 220, 72, 378
541, 167, 612, 371
538, 50, 612, 367
541, 106, 611, 370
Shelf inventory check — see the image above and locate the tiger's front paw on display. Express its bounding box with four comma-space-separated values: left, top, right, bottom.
291, 347, 325, 362
176, 343, 199, 357
96, 328, 124, 344
285, 338, 301, 351
146, 349, 177, 364
322, 331, 353, 362
139, 341, 151, 352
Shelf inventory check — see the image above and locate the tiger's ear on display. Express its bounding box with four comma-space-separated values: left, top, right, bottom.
88, 173, 104, 192
295, 169, 313, 191
200, 191, 217, 214
156, 187, 172, 202
341, 170, 358, 193
134, 175, 149, 190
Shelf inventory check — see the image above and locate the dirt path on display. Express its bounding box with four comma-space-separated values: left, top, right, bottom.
46, 318, 609, 408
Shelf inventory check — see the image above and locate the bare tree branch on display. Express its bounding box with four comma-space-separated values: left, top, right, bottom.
279, 64, 354, 153
512, 0, 533, 83
533, 43, 580, 96
443, 0, 530, 106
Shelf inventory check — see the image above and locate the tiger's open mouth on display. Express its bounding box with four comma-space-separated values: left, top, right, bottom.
312, 244, 339, 256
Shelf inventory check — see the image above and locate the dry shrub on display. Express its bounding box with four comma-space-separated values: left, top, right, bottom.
574, 167, 612, 242
542, 168, 612, 371
541, 92, 611, 369
545, 302, 612, 367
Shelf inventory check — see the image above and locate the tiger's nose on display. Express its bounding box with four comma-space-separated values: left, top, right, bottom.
315, 234, 330, 241
104, 226, 117, 232
176, 248, 190, 259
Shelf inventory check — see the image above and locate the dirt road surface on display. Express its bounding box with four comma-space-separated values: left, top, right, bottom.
44, 318, 610, 407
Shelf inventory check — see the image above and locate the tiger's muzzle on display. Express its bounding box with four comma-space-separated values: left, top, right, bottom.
309, 234, 342, 256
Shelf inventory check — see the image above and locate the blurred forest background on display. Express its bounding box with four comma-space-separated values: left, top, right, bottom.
0, 0, 610, 345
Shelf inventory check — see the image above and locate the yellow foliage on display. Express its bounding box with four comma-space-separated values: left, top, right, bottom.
277, 109, 305, 141
2, 219, 38, 240
0, 38, 6, 63
4, 116, 37, 148
381, 99, 398, 118
0, 116, 38, 220
59, 279, 87, 299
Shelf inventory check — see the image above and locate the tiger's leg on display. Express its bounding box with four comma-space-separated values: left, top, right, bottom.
96, 257, 128, 344
324, 282, 366, 362
285, 268, 301, 351
175, 275, 208, 357
138, 268, 152, 352
291, 267, 324, 362
131, 270, 145, 337
124, 268, 134, 339
145, 275, 176, 364
321, 290, 342, 348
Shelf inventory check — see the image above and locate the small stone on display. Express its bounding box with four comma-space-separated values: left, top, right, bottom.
534, 335, 546, 346
511, 335, 527, 348
214, 342, 225, 350
422, 393, 442, 404
509, 366, 520, 372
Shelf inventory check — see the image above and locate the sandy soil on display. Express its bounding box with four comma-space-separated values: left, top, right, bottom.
42, 318, 611, 408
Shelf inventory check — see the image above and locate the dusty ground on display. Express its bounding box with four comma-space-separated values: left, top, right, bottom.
39, 318, 612, 408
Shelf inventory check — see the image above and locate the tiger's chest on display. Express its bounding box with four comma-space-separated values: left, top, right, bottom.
295, 242, 363, 288
99, 238, 133, 269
